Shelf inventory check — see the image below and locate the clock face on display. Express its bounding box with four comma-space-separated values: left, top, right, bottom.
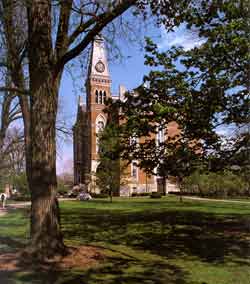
95, 61, 105, 73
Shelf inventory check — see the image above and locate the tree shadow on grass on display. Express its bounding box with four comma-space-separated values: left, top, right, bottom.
0, 245, 192, 284
14, 257, 192, 284
60, 259, 191, 284
61, 201, 250, 265
1, 200, 250, 284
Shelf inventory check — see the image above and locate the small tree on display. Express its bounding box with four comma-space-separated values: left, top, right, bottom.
96, 115, 132, 202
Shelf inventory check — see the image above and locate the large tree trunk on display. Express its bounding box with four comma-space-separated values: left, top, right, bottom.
29, 78, 65, 259
27, 0, 65, 259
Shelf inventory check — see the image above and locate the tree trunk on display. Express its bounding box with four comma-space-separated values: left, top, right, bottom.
29, 76, 65, 259
110, 189, 113, 203
27, 0, 65, 259
179, 177, 183, 203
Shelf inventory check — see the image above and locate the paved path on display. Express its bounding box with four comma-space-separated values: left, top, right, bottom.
0, 199, 74, 217
0, 210, 7, 217
183, 196, 250, 205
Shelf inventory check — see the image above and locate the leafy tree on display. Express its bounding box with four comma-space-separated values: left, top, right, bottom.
12, 172, 29, 196
182, 170, 248, 198
105, 0, 250, 185
0, 127, 25, 193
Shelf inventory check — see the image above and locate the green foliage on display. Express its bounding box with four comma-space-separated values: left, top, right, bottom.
131, 192, 151, 197
12, 172, 29, 196
57, 174, 73, 196
96, 117, 126, 199
150, 192, 162, 198
182, 171, 248, 198
105, 0, 249, 179
57, 180, 69, 196
90, 193, 109, 199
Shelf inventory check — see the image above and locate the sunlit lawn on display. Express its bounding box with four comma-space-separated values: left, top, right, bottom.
1, 196, 250, 284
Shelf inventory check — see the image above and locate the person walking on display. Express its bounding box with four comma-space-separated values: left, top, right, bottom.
0, 193, 7, 209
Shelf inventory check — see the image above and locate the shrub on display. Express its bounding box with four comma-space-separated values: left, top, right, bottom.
140, 192, 151, 196
182, 171, 248, 198
131, 192, 151, 197
91, 193, 109, 198
150, 192, 162, 198
11, 195, 30, 201
12, 173, 29, 195
57, 183, 69, 196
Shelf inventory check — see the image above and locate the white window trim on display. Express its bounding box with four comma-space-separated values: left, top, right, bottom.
131, 161, 138, 181
95, 114, 106, 153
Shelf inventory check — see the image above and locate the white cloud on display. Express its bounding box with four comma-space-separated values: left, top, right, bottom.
158, 24, 206, 51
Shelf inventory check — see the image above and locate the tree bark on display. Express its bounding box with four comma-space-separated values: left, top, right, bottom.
29, 78, 65, 258
27, 0, 65, 258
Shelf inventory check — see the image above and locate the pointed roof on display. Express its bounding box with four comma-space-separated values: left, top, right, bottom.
78, 95, 86, 112
88, 35, 110, 80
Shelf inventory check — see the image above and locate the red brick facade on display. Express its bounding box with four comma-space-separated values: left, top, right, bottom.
73, 36, 179, 196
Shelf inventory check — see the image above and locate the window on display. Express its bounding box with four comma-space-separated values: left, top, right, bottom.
99, 90, 103, 104
131, 161, 138, 180
156, 126, 165, 145
97, 121, 104, 132
95, 90, 98, 103
96, 115, 106, 153
103, 91, 107, 103
130, 135, 139, 146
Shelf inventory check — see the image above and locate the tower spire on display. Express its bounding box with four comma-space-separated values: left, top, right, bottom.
78, 95, 84, 106
88, 35, 110, 80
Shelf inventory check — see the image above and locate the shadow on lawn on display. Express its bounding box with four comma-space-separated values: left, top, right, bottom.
1, 200, 250, 284
62, 200, 250, 265
13, 255, 191, 284
58, 259, 190, 284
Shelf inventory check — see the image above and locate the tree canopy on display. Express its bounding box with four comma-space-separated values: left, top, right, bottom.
104, 0, 250, 180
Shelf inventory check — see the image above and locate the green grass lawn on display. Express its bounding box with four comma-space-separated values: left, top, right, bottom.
1, 196, 250, 284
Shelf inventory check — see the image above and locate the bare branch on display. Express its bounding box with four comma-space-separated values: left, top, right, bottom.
55, 0, 73, 58
0, 86, 29, 95
54, 0, 136, 75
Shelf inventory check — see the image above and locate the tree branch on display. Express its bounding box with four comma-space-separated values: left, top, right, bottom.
54, 0, 136, 76
0, 86, 29, 95
55, 0, 73, 59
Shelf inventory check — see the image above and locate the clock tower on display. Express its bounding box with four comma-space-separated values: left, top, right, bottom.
86, 35, 112, 174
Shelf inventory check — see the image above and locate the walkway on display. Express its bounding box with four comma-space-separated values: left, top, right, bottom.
0, 209, 7, 217
183, 196, 250, 205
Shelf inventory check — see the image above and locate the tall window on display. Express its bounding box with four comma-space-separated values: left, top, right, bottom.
97, 121, 104, 132
99, 90, 103, 104
130, 135, 138, 146
156, 126, 165, 146
131, 161, 138, 180
103, 91, 107, 103
96, 116, 106, 153
95, 90, 98, 103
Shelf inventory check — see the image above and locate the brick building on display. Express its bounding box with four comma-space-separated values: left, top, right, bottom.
73, 36, 179, 196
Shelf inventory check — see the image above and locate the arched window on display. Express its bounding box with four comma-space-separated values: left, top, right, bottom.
103, 91, 107, 103
130, 135, 139, 146
96, 115, 106, 153
131, 161, 138, 180
97, 121, 104, 132
99, 90, 103, 104
95, 90, 98, 103
156, 126, 165, 146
